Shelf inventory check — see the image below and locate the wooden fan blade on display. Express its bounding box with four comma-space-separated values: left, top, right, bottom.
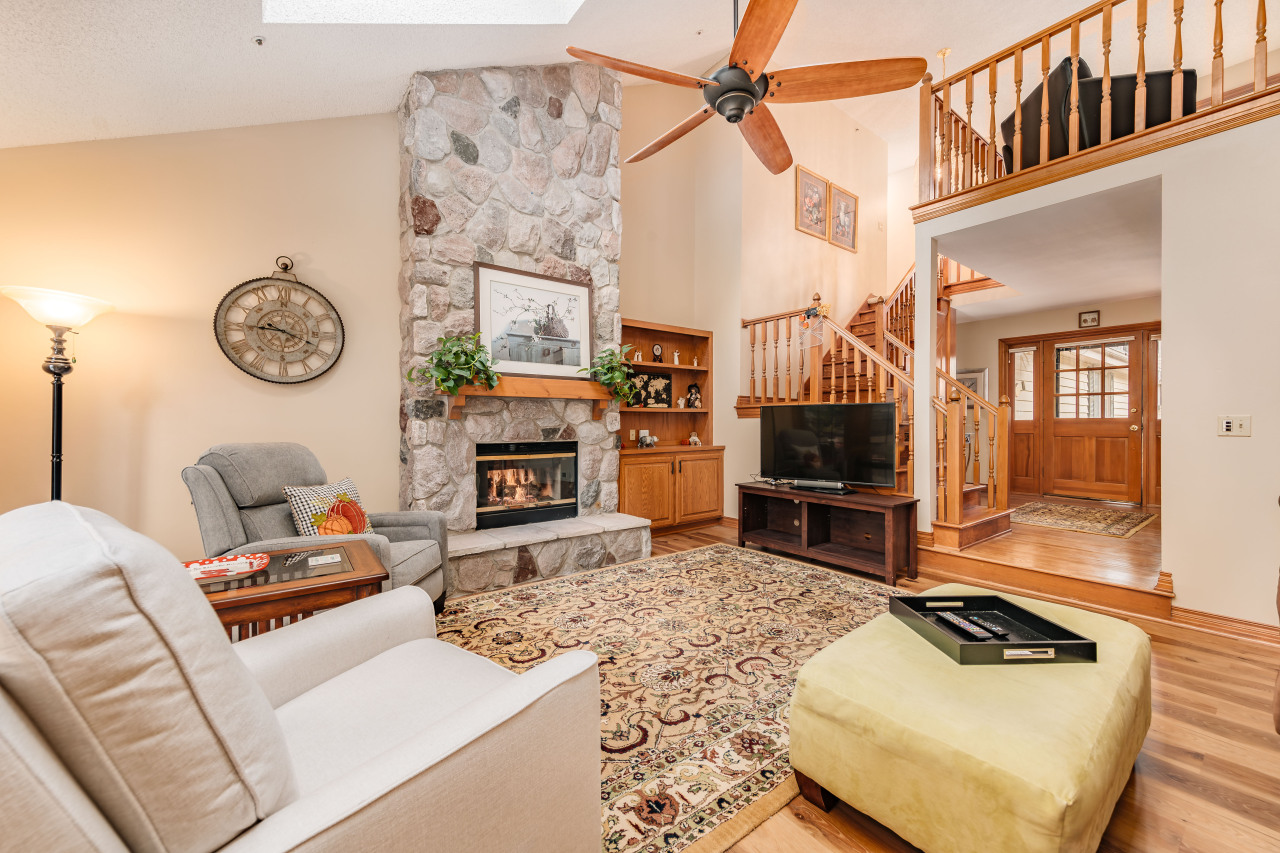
729, 0, 799, 76
767, 58, 928, 103
626, 107, 716, 164
739, 103, 793, 175
567, 47, 716, 89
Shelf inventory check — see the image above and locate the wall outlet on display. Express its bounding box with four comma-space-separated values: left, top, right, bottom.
629, 429, 637, 441
1218, 416, 1252, 436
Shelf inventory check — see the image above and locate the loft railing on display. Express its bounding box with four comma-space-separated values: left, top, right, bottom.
917, 0, 1277, 217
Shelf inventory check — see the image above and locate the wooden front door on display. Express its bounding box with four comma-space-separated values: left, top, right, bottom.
1042, 336, 1144, 502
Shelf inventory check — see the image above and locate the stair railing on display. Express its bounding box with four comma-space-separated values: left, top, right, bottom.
741, 293, 826, 405
937, 372, 1011, 522
919, 0, 1277, 205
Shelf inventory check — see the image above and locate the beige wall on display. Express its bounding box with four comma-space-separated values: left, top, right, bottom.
0, 114, 403, 557
915, 114, 1280, 627
618, 86, 894, 507
887, 164, 918, 288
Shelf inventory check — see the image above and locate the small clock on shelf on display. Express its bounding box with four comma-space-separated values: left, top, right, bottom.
651, 343, 663, 363
213, 257, 344, 384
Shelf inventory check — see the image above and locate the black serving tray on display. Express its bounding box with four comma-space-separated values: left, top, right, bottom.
890, 595, 1097, 665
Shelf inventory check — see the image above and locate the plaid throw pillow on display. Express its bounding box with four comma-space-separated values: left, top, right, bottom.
283, 478, 372, 537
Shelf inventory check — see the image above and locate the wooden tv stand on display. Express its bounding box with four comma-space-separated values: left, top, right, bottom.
736, 483, 918, 586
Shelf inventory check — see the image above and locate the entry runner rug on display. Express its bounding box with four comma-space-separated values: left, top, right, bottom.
436, 544, 900, 853
1011, 501, 1157, 538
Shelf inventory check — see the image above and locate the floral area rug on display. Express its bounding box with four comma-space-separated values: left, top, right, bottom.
1011, 501, 1157, 538
436, 544, 901, 853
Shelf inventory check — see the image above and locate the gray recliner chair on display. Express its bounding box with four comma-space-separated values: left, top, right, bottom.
181, 442, 447, 612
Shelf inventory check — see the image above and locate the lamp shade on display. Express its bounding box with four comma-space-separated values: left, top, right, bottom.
1, 286, 114, 328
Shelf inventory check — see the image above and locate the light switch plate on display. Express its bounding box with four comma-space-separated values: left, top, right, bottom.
1218, 416, 1252, 436
629, 430, 637, 441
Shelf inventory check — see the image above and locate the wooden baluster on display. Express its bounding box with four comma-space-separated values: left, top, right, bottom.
748, 323, 757, 404
964, 73, 974, 189
1013, 48, 1024, 172
1136, 0, 1149, 130
1172, 0, 1185, 118
919, 74, 935, 202
877, 362, 888, 404
1069, 20, 1081, 153
1257, 0, 1269, 92
941, 82, 952, 195
841, 336, 848, 403
988, 404, 997, 509
809, 329, 823, 404
946, 390, 964, 524
905, 387, 914, 498
936, 409, 947, 521
996, 396, 1011, 511
829, 332, 837, 404
1213, 0, 1225, 105
768, 318, 778, 402
1102, 3, 1113, 144
1040, 36, 1051, 166
987, 60, 998, 182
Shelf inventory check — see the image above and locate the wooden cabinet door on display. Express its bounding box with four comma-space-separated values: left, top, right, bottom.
620, 456, 675, 528
675, 452, 723, 524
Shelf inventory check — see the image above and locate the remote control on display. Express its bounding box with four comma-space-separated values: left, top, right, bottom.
935, 611, 993, 640
964, 614, 1009, 637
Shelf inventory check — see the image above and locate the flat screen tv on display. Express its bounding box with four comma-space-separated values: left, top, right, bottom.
760, 403, 896, 489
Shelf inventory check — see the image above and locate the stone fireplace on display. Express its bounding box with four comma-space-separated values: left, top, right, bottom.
395, 61, 647, 595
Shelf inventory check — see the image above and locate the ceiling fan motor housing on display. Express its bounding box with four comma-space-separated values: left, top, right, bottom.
704, 66, 769, 123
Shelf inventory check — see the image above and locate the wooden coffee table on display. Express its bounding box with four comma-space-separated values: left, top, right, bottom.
199, 540, 388, 641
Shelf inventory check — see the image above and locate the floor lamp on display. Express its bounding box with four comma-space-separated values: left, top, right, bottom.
1, 287, 114, 501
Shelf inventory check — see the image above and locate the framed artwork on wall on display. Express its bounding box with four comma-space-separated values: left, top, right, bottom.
474, 263, 593, 379
956, 368, 988, 411
634, 372, 673, 408
827, 183, 859, 253
1078, 310, 1101, 328
795, 166, 829, 239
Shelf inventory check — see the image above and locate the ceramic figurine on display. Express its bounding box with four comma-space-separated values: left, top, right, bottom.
673, 349, 680, 365
692, 355, 699, 367
676, 396, 686, 408
689, 431, 702, 446
686, 383, 702, 409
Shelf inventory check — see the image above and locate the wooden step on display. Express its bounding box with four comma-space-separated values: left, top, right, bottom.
963, 483, 985, 510
930, 506, 1013, 549
917, 545, 1175, 620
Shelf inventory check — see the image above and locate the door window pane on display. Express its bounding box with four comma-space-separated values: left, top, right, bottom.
1105, 368, 1128, 393
1081, 370, 1102, 394
1107, 394, 1129, 418
1081, 395, 1102, 418
1056, 396, 1076, 418
1013, 350, 1035, 421
1056, 347, 1076, 370
1104, 344, 1129, 366
1078, 346, 1103, 369
1057, 372, 1078, 394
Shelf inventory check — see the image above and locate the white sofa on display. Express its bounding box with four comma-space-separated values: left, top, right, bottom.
0, 502, 601, 853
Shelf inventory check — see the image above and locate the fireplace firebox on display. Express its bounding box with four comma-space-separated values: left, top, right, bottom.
475, 441, 578, 530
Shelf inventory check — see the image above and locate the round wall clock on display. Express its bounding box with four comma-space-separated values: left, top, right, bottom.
214, 258, 344, 384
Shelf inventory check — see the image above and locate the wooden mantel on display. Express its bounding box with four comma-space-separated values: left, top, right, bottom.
438, 376, 612, 420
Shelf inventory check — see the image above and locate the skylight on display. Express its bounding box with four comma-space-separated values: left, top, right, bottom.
262, 0, 587, 25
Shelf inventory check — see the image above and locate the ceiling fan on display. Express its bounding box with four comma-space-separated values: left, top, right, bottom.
567, 0, 927, 175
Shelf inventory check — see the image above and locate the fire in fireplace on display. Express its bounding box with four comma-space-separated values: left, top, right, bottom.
474, 441, 578, 530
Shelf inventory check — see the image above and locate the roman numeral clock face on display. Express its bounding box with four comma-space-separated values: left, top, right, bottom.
214, 277, 344, 383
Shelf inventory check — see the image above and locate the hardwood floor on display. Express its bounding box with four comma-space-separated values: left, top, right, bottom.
653, 522, 1280, 853
959, 493, 1162, 590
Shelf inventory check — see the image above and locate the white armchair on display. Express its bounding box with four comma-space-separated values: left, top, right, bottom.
0, 502, 601, 853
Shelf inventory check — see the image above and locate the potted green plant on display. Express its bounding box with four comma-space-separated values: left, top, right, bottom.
581, 345, 638, 405
407, 333, 501, 395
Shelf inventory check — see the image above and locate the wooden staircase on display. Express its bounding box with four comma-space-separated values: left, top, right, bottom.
738, 260, 1013, 551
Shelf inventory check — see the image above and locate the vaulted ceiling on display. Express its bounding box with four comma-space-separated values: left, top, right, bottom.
2, 0, 1079, 165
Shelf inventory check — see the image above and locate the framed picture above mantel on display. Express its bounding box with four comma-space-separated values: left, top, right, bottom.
474, 263, 592, 380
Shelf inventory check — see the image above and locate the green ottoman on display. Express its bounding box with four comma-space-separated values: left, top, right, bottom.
791, 584, 1151, 853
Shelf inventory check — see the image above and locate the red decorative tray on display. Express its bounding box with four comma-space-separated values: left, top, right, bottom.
184, 553, 270, 584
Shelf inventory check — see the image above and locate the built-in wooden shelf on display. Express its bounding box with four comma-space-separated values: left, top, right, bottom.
628, 363, 709, 373
619, 445, 725, 455
619, 406, 705, 414
439, 376, 611, 420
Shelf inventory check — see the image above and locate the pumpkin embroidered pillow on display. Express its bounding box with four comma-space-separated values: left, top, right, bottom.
283, 478, 371, 537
